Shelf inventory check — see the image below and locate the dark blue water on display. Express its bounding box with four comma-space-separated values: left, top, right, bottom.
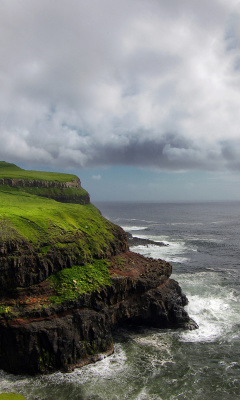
1, 202, 240, 399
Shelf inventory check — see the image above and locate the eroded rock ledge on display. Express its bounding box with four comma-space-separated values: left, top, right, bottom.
0, 251, 197, 375
0, 177, 81, 188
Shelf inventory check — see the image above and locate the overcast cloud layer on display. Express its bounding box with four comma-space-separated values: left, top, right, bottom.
1, 0, 240, 172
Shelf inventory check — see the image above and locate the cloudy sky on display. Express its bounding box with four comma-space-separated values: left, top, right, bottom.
1, 0, 240, 202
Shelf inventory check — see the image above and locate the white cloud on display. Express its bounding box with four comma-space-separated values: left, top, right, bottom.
0, 0, 240, 171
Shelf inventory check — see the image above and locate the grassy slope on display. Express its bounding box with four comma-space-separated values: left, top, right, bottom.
0, 161, 76, 182
0, 185, 113, 246
0, 394, 27, 400
0, 163, 122, 306
0, 161, 89, 204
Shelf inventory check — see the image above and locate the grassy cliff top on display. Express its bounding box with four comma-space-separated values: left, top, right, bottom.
0, 186, 111, 244
0, 161, 77, 182
0, 162, 127, 312
0, 161, 121, 249
0, 394, 27, 400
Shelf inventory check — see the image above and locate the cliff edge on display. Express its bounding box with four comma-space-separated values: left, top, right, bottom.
0, 162, 197, 375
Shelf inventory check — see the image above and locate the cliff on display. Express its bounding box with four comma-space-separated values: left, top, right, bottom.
0, 161, 89, 204
0, 162, 197, 375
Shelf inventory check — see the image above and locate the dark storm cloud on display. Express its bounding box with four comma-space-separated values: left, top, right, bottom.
81, 133, 226, 171
1, 0, 240, 172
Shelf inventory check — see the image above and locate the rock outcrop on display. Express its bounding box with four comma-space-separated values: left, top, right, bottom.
0, 251, 197, 375
0, 219, 128, 293
127, 232, 168, 247
0, 177, 81, 188
0, 178, 90, 205
0, 162, 197, 375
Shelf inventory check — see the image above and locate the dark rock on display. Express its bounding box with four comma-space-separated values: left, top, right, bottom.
0, 178, 81, 189
0, 164, 197, 375
127, 232, 168, 247
0, 222, 128, 294
0, 251, 197, 375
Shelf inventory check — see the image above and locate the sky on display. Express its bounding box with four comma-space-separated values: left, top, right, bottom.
1, 0, 240, 202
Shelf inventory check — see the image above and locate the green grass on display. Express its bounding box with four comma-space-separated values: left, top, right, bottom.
0, 161, 76, 182
0, 185, 113, 248
0, 394, 27, 400
49, 260, 112, 303
0, 184, 89, 204
0, 162, 89, 204
0, 162, 121, 296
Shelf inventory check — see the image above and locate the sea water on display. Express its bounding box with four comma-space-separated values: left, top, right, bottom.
1, 202, 240, 400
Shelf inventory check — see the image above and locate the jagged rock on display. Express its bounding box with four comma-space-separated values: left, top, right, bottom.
0, 252, 198, 375
0, 162, 198, 375
0, 221, 128, 293
0, 177, 81, 188
127, 232, 168, 247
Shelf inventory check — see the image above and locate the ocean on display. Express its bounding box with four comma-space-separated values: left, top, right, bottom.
0, 201, 240, 400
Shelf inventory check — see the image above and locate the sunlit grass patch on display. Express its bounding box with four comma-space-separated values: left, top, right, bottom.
49, 260, 112, 303
0, 393, 27, 400
0, 186, 114, 248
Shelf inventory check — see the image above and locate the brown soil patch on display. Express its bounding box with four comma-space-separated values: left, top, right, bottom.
109, 250, 165, 277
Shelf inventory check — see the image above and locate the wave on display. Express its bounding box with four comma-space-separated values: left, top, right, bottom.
115, 217, 158, 224
0, 344, 129, 400
121, 226, 149, 231
128, 234, 195, 263
188, 238, 224, 247
173, 271, 240, 343
136, 389, 163, 400
181, 295, 231, 343
129, 243, 190, 263
167, 222, 204, 226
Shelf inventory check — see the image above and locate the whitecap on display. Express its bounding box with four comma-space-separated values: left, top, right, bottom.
136, 388, 163, 400
129, 237, 191, 263
60, 344, 127, 383
121, 226, 148, 231
180, 295, 231, 343
175, 274, 240, 343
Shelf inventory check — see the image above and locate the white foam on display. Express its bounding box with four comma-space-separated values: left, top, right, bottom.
129, 234, 169, 242
175, 271, 240, 343
130, 237, 190, 263
136, 388, 163, 400
180, 295, 230, 342
121, 226, 148, 231
133, 333, 172, 353
55, 343, 127, 384
116, 217, 158, 224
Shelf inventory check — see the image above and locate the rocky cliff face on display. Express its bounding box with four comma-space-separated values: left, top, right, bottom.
0, 251, 197, 375
0, 177, 90, 204
0, 177, 81, 188
0, 163, 197, 375
0, 219, 128, 293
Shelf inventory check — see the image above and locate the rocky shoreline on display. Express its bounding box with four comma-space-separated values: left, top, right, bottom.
0, 162, 198, 376
0, 251, 198, 375
127, 232, 168, 247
